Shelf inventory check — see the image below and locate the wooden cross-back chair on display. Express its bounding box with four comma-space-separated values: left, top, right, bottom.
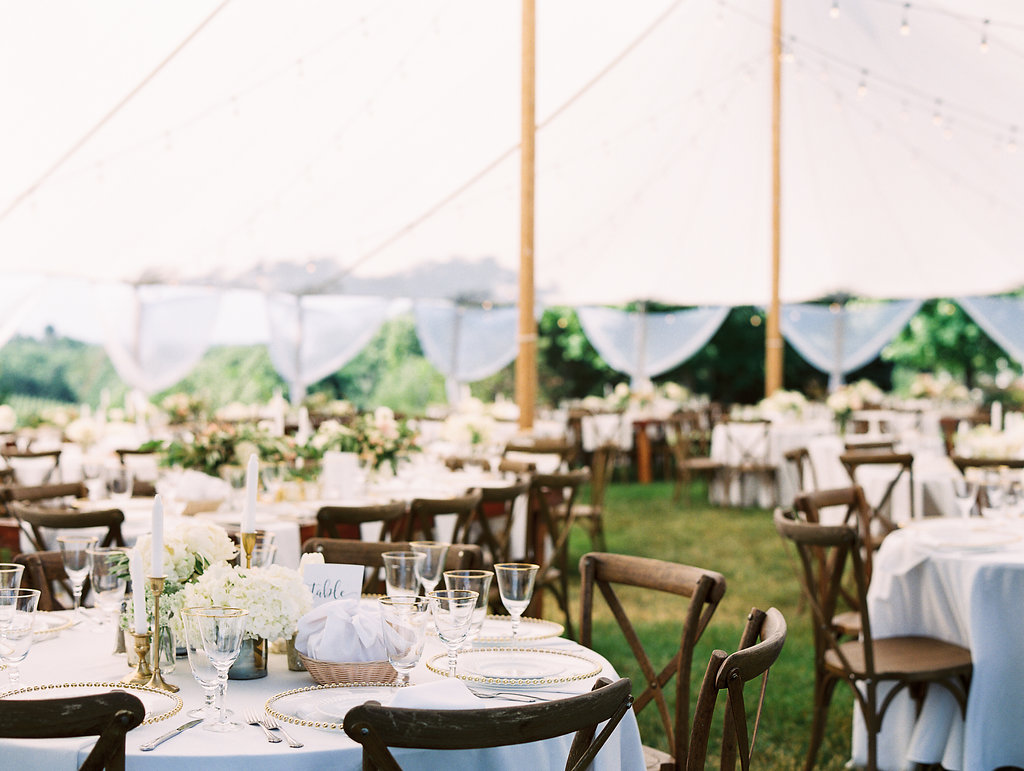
9, 500, 125, 554
718, 418, 778, 507
450, 477, 531, 568
782, 447, 817, 496
686, 607, 788, 771
0, 690, 145, 771
579, 551, 727, 771
343, 676, 634, 771
315, 500, 408, 541
666, 414, 724, 505
524, 469, 590, 640
570, 447, 613, 551
0, 448, 62, 485
401, 489, 483, 542
838, 450, 914, 527
503, 436, 576, 470
774, 508, 971, 771
301, 538, 482, 594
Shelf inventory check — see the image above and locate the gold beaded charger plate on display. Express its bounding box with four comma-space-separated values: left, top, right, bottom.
425, 648, 601, 689
0, 682, 183, 725
33, 612, 74, 639
471, 615, 564, 645
265, 682, 406, 731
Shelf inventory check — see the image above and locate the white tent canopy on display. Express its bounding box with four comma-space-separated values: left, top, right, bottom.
1, 1, 1023, 308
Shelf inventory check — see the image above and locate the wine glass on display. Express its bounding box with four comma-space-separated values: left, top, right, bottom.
87, 547, 127, 628
382, 551, 425, 597
493, 563, 539, 642
981, 473, 1006, 518
184, 607, 247, 732
951, 477, 978, 519
56, 535, 97, 614
409, 541, 449, 594
106, 467, 134, 501
378, 595, 430, 684
0, 564, 24, 591
0, 588, 40, 687
181, 607, 233, 721
443, 569, 493, 647
427, 590, 477, 677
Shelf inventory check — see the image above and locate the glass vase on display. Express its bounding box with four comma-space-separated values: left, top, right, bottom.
228, 636, 268, 680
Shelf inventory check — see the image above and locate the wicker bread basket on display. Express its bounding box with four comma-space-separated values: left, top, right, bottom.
297, 653, 397, 685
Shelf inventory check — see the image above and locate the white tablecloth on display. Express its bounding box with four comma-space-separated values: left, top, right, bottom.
0, 613, 643, 770
710, 419, 835, 507
859, 519, 1024, 770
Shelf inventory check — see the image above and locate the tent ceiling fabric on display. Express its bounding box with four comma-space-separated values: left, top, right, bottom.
1, 1, 1023, 306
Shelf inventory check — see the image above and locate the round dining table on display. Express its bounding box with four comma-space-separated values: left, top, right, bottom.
857, 516, 1024, 770
0, 610, 644, 770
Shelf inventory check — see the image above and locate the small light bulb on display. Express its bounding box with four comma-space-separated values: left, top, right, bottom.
857, 82, 867, 99
1009, 128, 1019, 154
829, 0, 840, 19
980, 20, 990, 53
932, 99, 943, 127
900, 3, 911, 36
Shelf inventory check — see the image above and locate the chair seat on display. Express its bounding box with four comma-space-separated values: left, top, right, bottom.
643, 743, 674, 770
832, 610, 862, 637
678, 458, 723, 471
826, 636, 972, 680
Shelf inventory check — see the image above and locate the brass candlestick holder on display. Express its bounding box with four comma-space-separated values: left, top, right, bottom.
241, 531, 257, 569
121, 631, 153, 684
145, 576, 179, 693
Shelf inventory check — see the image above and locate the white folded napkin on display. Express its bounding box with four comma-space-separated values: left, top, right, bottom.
294, 598, 386, 662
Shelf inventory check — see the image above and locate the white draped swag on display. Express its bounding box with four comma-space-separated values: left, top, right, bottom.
956, 295, 1024, 365
266, 294, 394, 405
0, 275, 43, 351
780, 300, 923, 391
576, 306, 730, 389
414, 301, 521, 404
93, 283, 222, 395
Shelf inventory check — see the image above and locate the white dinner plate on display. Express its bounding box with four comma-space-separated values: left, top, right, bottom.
265, 682, 405, 730
425, 648, 601, 689
0, 682, 182, 725
471, 615, 564, 645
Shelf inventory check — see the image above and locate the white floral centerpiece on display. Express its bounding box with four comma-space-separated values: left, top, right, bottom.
64, 414, 103, 449
0, 404, 16, 433
955, 424, 1024, 459
758, 389, 808, 419
126, 520, 238, 629
174, 563, 313, 643
442, 399, 497, 449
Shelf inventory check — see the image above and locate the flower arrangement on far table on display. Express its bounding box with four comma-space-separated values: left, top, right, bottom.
306, 408, 419, 473
160, 392, 209, 425
143, 421, 289, 478
826, 379, 886, 432
173, 563, 312, 643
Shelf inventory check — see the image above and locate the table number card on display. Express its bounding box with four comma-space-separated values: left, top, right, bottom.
303, 564, 365, 606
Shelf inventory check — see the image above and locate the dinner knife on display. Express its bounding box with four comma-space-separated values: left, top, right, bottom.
139, 719, 203, 751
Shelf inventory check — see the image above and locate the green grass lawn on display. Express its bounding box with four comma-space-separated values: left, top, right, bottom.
556, 480, 854, 769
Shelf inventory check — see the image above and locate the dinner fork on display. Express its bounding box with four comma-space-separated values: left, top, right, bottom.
257, 713, 304, 748
245, 709, 281, 743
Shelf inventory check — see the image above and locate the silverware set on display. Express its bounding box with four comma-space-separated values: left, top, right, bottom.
246, 709, 303, 748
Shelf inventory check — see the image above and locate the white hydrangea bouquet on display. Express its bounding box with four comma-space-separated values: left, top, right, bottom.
173, 563, 312, 643
119, 520, 238, 630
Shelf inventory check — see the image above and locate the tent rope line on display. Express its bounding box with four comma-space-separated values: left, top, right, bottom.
0, 0, 232, 224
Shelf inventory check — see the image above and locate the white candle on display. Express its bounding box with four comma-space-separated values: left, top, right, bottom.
130, 549, 147, 634
243, 453, 258, 533
150, 494, 164, 577
992, 401, 1003, 433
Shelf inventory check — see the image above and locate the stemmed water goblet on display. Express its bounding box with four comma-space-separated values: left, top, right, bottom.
378, 596, 430, 684
87, 547, 127, 629
0, 588, 40, 688
183, 607, 248, 732
409, 541, 449, 594
427, 590, 477, 677
382, 551, 425, 597
981, 472, 1006, 518
443, 569, 492, 648
182, 607, 233, 721
56, 535, 97, 615
493, 563, 539, 642
952, 476, 978, 519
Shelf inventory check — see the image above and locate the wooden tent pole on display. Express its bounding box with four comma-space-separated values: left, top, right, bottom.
516, 0, 537, 430
765, 0, 784, 397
